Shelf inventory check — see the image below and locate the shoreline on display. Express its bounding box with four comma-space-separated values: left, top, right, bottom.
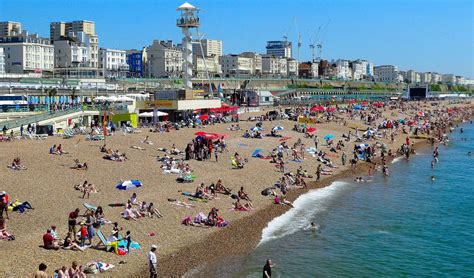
157, 132, 462, 277
157, 152, 404, 277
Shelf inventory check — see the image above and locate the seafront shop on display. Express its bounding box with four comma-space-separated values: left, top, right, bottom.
135, 90, 221, 122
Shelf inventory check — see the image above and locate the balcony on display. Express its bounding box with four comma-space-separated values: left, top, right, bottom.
176, 17, 200, 28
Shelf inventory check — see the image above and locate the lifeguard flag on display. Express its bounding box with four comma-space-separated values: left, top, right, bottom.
103, 111, 108, 136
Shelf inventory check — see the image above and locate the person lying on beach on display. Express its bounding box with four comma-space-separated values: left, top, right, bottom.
142, 135, 153, 145
169, 199, 194, 208
8, 199, 34, 213
233, 197, 253, 211
131, 145, 146, 151
71, 159, 88, 170
62, 232, 85, 252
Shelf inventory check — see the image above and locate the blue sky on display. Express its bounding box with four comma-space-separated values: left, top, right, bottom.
1, 0, 473, 77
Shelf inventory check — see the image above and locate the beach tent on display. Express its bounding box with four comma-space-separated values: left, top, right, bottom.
251, 148, 263, 158
115, 180, 142, 190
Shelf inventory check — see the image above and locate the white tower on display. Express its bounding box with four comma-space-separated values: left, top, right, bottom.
177, 2, 199, 91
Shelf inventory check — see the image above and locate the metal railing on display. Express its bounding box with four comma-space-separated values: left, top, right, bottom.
1, 106, 85, 129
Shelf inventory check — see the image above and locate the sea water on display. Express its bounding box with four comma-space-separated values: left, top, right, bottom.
202, 123, 474, 277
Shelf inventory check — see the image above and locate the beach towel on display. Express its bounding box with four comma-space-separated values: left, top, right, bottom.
84, 261, 115, 274
279, 136, 291, 142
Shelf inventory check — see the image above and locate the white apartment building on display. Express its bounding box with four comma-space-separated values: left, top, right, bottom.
0, 47, 5, 74
374, 65, 401, 82
0, 32, 54, 74
99, 48, 128, 78
221, 53, 262, 77
455, 76, 465, 85
419, 72, 431, 84
406, 70, 417, 83
430, 72, 442, 84
240, 52, 262, 75
287, 58, 298, 77
54, 32, 99, 68
334, 59, 351, 80
262, 55, 288, 77
192, 39, 222, 57
146, 40, 183, 78
192, 55, 221, 78
311, 62, 319, 78
350, 59, 373, 80
442, 74, 456, 84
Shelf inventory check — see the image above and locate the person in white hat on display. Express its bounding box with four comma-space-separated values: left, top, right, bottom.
148, 245, 157, 278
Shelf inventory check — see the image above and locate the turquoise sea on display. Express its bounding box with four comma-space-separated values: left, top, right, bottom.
202, 122, 474, 277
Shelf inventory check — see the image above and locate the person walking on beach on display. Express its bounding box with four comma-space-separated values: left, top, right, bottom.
263, 259, 275, 278
316, 164, 322, 181
148, 245, 158, 278
341, 152, 347, 166
214, 148, 218, 162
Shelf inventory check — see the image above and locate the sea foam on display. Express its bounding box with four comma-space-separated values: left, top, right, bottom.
259, 181, 348, 245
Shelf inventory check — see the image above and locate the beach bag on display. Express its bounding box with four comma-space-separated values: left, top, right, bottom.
217, 220, 229, 228
230, 194, 238, 200
117, 247, 127, 256
194, 212, 207, 223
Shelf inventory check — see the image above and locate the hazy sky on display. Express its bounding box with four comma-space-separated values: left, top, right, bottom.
1, 0, 473, 77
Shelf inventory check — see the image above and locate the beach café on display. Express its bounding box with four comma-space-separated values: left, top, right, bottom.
135, 89, 221, 122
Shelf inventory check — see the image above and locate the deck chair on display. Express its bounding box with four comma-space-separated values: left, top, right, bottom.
83, 203, 97, 215
96, 230, 114, 252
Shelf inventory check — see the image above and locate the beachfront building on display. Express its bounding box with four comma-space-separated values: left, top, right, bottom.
266, 40, 292, 58
419, 72, 431, 84
50, 20, 96, 42
126, 48, 146, 78
262, 55, 288, 77
405, 70, 418, 84
442, 74, 456, 85
146, 40, 183, 78
430, 72, 442, 84
298, 61, 319, 78
220, 53, 262, 78
334, 59, 351, 80
350, 59, 373, 80
287, 58, 298, 77
0, 31, 54, 74
53, 31, 99, 78
0, 47, 5, 74
99, 48, 129, 78
374, 65, 401, 83
192, 55, 221, 78
192, 39, 222, 57
0, 21, 22, 37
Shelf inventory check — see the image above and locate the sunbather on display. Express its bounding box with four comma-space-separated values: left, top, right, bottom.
71, 159, 88, 170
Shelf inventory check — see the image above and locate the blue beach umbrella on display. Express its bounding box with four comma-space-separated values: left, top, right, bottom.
251, 127, 263, 132
116, 180, 142, 190
324, 134, 334, 140
354, 105, 362, 110
272, 126, 284, 131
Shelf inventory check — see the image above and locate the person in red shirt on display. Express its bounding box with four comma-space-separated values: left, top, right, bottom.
68, 208, 80, 239
43, 229, 59, 250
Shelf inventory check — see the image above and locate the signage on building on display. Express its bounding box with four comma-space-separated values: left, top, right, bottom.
154, 90, 177, 100
144, 100, 177, 109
